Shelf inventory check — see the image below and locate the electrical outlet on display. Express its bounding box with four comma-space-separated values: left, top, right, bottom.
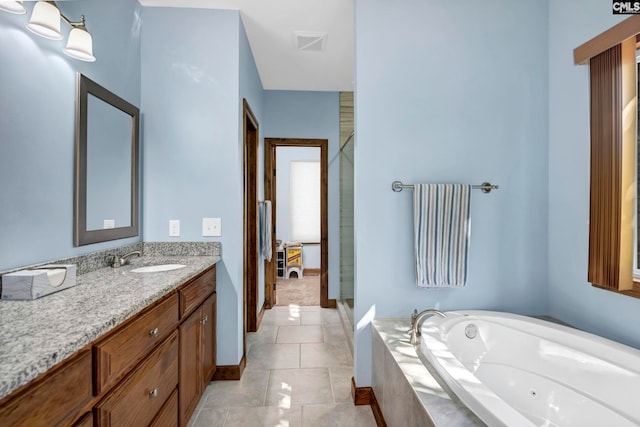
169, 219, 180, 237
202, 218, 221, 237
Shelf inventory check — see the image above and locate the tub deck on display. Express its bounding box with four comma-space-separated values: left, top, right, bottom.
371, 319, 484, 426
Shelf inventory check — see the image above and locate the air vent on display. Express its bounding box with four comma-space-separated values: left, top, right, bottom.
293, 31, 327, 52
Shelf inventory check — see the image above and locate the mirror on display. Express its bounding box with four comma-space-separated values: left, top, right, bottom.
74, 73, 139, 246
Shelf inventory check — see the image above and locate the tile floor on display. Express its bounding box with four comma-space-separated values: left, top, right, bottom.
188, 305, 377, 427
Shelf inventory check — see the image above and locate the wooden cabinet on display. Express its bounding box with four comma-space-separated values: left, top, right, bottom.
94, 294, 179, 395
201, 292, 217, 387
73, 412, 94, 427
179, 266, 216, 318
150, 388, 178, 427
179, 292, 217, 427
177, 266, 217, 426
95, 331, 179, 427
0, 349, 92, 427
0, 264, 216, 427
178, 305, 201, 426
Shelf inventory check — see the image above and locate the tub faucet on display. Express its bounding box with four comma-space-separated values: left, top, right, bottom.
408, 308, 447, 345
110, 250, 141, 268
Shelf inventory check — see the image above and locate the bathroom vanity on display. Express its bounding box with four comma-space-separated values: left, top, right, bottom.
0, 254, 218, 427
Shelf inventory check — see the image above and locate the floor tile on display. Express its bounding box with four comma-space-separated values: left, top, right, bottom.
261, 306, 303, 326
248, 324, 278, 350
224, 405, 302, 427
322, 324, 348, 343
187, 409, 199, 427
277, 325, 324, 343
246, 343, 300, 370
266, 368, 333, 406
297, 305, 323, 311
301, 403, 377, 427
301, 342, 353, 368
301, 308, 341, 325
329, 367, 354, 403
189, 408, 228, 427
201, 370, 270, 407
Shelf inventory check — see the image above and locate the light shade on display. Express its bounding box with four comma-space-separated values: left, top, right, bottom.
25, 1, 62, 40
64, 27, 95, 62
0, 1, 26, 14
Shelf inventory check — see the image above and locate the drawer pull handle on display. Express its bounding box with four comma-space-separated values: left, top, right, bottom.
149, 328, 159, 337
149, 388, 159, 398
201, 315, 209, 325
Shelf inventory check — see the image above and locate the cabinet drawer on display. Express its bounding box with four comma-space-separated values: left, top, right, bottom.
150, 388, 178, 427
94, 294, 179, 395
0, 350, 92, 427
95, 331, 179, 427
179, 266, 215, 318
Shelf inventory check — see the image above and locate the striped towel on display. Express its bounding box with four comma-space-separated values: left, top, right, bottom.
260, 200, 273, 261
413, 184, 471, 287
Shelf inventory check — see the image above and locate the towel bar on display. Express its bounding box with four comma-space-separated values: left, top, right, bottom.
391, 180, 499, 194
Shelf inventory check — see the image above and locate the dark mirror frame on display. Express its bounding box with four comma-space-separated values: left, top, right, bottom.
74, 73, 140, 246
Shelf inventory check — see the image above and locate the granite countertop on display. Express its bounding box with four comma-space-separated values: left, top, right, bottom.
0, 255, 219, 400
372, 319, 484, 426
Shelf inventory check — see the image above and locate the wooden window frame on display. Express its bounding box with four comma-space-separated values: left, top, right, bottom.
575, 16, 640, 298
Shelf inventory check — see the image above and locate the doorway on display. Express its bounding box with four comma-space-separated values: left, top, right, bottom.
243, 99, 259, 351
264, 138, 333, 309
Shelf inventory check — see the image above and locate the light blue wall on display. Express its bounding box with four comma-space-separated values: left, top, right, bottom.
548, 1, 640, 347
354, 0, 549, 385
141, 7, 244, 365
0, 0, 142, 271
263, 91, 340, 298
275, 147, 321, 268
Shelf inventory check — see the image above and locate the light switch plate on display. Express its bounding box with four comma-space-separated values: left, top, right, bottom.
169, 219, 180, 237
202, 218, 221, 237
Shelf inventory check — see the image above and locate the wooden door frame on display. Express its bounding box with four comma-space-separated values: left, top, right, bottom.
243, 98, 259, 354
264, 138, 335, 309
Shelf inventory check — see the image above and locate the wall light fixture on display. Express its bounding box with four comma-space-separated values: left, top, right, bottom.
1, 0, 96, 62
0, 1, 26, 15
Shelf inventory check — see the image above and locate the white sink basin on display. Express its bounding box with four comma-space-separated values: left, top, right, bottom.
130, 264, 186, 273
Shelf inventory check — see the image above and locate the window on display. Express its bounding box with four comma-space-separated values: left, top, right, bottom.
289, 160, 320, 242
576, 17, 640, 297
635, 60, 640, 281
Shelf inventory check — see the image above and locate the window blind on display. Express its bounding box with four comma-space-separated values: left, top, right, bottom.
290, 161, 320, 242
587, 40, 635, 291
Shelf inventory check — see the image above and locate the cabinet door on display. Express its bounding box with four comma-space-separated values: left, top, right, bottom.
178, 307, 201, 427
201, 292, 216, 387
73, 412, 93, 427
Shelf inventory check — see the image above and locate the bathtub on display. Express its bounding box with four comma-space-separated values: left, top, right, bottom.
418, 311, 640, 427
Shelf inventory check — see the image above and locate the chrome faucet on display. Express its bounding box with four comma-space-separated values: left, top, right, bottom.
110, 250, 141, 268
407, 308, 446, 345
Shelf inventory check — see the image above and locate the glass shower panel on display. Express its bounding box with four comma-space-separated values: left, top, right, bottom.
339, 132, 355, 327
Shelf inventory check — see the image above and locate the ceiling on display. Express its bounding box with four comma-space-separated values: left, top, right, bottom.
138, 0, 354, 92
